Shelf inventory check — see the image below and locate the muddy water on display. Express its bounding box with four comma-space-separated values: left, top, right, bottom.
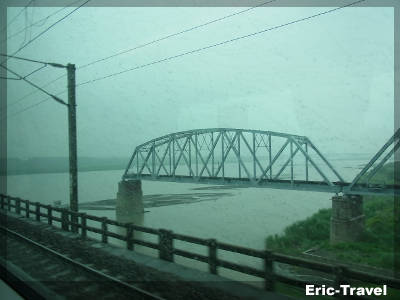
5, 155, 370, 283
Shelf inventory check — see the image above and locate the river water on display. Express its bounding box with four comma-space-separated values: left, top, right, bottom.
5, 153, 373, 283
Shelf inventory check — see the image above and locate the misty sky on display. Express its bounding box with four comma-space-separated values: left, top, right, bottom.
3, 3, 395, 159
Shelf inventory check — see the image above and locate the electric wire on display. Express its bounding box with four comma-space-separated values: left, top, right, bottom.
4, 0, 366, 119
0, 0, 34, 34
5, 90, 67, 120
0, 54, 65, 110
78, 0, 277, 70
1, 0, 91, 65
1, 53, 50, 65
2, 72, 65, 110
0, 76, 20, 80
0, 53, 67, 68
76, 0, 366, 87
0, 0, 88, 111
3, 0, 83, 42
6, 0, 277, 109
22, 64, 48, 79
0, 64, 48, 83
0, 65, 67, 106
19, 3, 29, 49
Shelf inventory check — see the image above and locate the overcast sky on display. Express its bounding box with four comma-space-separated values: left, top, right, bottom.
3, 3, 394, 159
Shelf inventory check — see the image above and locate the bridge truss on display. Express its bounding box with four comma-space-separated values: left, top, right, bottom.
345, 128, 399, 195
123, 128, 349, 193
123, 128, 400, 196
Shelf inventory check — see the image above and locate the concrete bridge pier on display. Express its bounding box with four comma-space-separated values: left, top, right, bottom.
116, 180, 144, 222
116, 180, 146, 251
330, 194, 365, 244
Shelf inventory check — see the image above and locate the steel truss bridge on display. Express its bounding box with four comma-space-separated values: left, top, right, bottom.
123, 128, 400, 196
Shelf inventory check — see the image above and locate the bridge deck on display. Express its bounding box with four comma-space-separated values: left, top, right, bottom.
125, 174, 400, 196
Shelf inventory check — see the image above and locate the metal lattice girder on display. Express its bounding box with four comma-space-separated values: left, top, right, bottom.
123, 128, 344, 188
345, 128, 400, 193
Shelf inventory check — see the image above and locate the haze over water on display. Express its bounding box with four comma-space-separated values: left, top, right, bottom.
6, 153, 372, 245
5, 152, 391, 283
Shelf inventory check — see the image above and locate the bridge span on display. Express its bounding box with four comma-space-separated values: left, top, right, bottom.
123, 128, 399, 196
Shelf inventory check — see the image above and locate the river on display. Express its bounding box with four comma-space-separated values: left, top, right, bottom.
5, 153, 373, 283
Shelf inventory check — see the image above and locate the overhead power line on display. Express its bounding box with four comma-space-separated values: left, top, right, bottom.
0, 0, 34, 34
1, 0, 91, 65
4, 90, 67, 120
0, 76, 20, 80
0, 53, 65, 110
78, 0, 278, 70
77, 0, 366, 87
22, 64, 48, 78
4, 0, 366, 119
4, 73, 66, 111
0, 0, 89, 112
3, 0, 83, 42
1, 53, 50, 65
0, 53, 66, 67
0, 65, 68, 106
6, 0, 276, 108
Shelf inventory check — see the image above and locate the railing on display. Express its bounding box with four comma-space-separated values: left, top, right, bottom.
1, 193, 400, 295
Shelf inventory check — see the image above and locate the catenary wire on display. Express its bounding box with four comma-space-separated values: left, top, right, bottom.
3, 0, 83, 42
19, 3, 29, 49
4, 0, 366, 119
0, 65, 67, 106
4, 90, 67, 120
78, 0, 278, 70
6, 0, 277, 109
0, 53, 66, 67
22, 64, 48, 79
76, 0, 366, 87
1, 53, 48, 65
1, 0, 91, 66
0, 64, 49, 84
0, 0, 89, 109
0, 0, 34, 34
0, 76, 20, 80
0, 54, 65, 110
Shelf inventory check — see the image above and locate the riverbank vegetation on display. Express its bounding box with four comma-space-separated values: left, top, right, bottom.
266, 161, 397, 270
266, 197, 393, 269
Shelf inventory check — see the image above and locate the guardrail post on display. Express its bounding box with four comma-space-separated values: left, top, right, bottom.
126, 223, 134, 250
25, 200, 30, 218
81, 213, 87, 238
101, 217, 108, 243
70, 211, 78, 233
61, 209, 69, 231
47, 205, 52, 225
264, 250, 275, 291
35, 202, 40, 221
16, 198, 21, 214
208, 239, 218, 274
71, 212, 79, 233
0, 194, 4, 209
159, 229, 174, 262
7, 196, 11, 211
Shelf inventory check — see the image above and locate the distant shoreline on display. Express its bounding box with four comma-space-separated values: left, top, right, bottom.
5, 166, 126, 176
4, 157, 128, 176
4, 153, 388, 176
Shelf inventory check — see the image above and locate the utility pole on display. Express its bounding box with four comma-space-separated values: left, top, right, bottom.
0, 56, 79, 230
67, 63, 78, 231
